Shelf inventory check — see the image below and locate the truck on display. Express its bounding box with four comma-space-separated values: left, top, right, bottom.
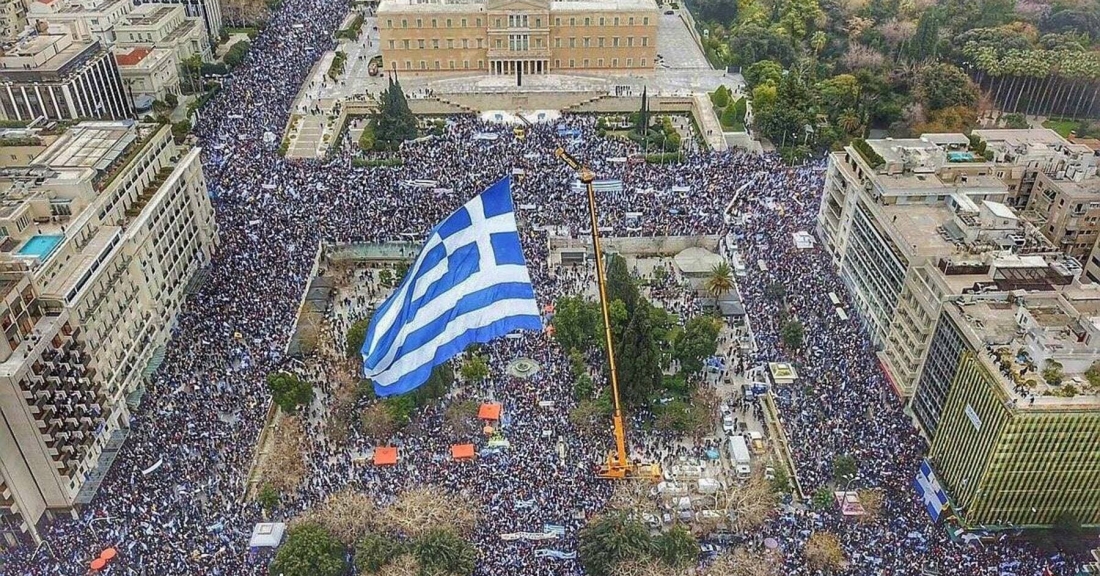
747, 431, 766, 455
728, 435, 751, 467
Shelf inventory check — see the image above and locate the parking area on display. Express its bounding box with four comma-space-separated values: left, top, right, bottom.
656, 11, 711, 70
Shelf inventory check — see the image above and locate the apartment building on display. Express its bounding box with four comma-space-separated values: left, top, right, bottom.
377, 0, 658, 75
114, 3, 211, 64
918, 294, 1100, 528
0, 120, 217, 545
114, 46, 180, 101
816, 133, 1074, 396
1023, 172, 1100, 263
28, 0, 135, 44
0, 31, 132, 121
0, 0, 27, 42
133, 0, 221, 47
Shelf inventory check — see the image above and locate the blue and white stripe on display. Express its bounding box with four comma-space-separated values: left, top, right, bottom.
361, 177, 541, 396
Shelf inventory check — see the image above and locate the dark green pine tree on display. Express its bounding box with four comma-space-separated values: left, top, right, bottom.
371, 74, 418, 150
636, 86, 649, 135
614, 300, 662, 406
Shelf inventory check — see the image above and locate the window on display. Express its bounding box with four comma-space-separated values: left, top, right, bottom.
614, 17, 619, 25
535, 17, 541, 27
641, 37, 648, 46
555, 38, 561, 48
641, 58, 647, 66
598, 58, 604, 67
509, 34, 529, 51
476, 18, 482, 26
584, 17, 590, 25
627, 36, 634, 47
402, 39, 410, 49
495, 38, 502, 48
432, 39, 439, 49
555, 59, 560, 67
463, 39, 469, 48
612, 58, 618, 67
421, 60, 427, 69
416, 18, 422, 27
446, 18, 452, 27
387, 19, 393, 27
613, 37, 619, 47
583, 37, 590, 47
461, 18, 467, 27
536, 37, 543, 47
405, 60, 411, 69
627, 57, 632, 66
389, 40, 396, 49
431, 18, 437, 27
418, 39, 425, 49
569, 59, 575, 67
447, 39, 453, 49
496, 17, 501, 27
583, 58, 590, 67
599, 17, 604, 25
643, 17, 649, 25
598, 37, 604, 47
464, 60, 470, 68
477, 38, 484, 48
508, 14, 528, 27
435, 60, 440, 69
556, 17, 560, 26
478, 59, 484, 68
629, 16, 634, 25
570, 17, 575, 25
569, 37, 575, 47
401, 19, 407, 28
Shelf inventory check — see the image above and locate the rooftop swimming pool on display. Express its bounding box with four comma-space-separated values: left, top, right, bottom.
17, 234, 64, 259
947, 151, 977, 162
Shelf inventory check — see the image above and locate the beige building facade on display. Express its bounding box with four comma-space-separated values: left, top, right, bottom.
377, 0, 658, 75
114, 3, 212, 64
0, 121, 217, 545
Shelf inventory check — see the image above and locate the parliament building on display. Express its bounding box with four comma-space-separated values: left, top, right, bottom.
377, 0, 659, 75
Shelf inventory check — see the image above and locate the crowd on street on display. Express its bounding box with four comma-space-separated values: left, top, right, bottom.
0, 0, 1085, 573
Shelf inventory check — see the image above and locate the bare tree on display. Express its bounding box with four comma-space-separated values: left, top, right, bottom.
258, 415, 307, 493
608, 480, 659, 517
857, 488, 884, 522
443, 399, 479, 438
705, 547, 781, 576
360, 403, 399, 439
386, 554, 422, 576
618, 559, 688, 576
291, 489, 379, 546
717, 472, 777, 531
804, 531, 847, 573
381, 486, 478, 538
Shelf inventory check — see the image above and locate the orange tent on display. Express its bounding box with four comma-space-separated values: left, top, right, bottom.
373, 447, 398, 466
451, 444, 476, 460
478, 403, 502, 420
90, 558, 107, 571
99, 548, 117, 561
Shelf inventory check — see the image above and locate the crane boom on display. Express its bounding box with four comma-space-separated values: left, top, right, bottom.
554, 147, 659, 481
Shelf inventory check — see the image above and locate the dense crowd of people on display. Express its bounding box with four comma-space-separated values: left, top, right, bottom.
0, 0, 1085, 573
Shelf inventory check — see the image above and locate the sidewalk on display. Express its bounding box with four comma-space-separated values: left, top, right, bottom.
693, 93, 727, 151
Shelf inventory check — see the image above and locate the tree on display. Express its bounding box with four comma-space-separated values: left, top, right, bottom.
346, 317, 371, 359
268, 523, 348, 576
606, 253, 639, 315
355, 533, 406, 574
224, 40, 251, 69
1042, 360, 1064, 386
570, 394, 613, 433
1002, 112, 1029, 129
360, 402, 400, 439
744, 60, 783, 89
381, 486, 478, 538
674, 316, 721, 374
811, 487, 833, 510
704, 261, 734, 298
857, 488, 884, 521
579, 514, 655, 576
258, 416, 307, 492
777, 0, 824, 41
653, 526, 698, 569
817, 74, 860, 121
459, 354, 490, 382
780, 319, 804, 349
915, 62, 978, 111
371, 75, 417, 151
553, 296, 601, 352
691, 0, 738, 23
832, 454, 858, 483
267, 372, 312, 414
718, 471, 778, 530
727, 23, 797, 67
170, 120, 191, 143
292, 489, 379, 546
1084, 361, 1100, 392
164, 93, 179, 108
181, 53, 202, 94
810, 30, 828, 55
616, 301, 664, 406
414, 528, 477, 575
803, 531, 846, 573
257, 483, 279, 513
710, 85, 731, 108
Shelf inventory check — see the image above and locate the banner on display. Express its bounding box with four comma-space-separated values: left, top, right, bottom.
500, 532, 559, 541
535, 549, 577, 560
142, 458, 164, 476
514, 499, 536, 509
542, 524, 566, 536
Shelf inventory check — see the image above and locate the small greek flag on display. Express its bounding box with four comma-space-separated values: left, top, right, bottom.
361, 177, 541, 396
914, 460, 949, 522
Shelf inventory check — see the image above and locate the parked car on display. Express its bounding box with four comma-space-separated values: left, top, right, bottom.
721, 415, 735, 434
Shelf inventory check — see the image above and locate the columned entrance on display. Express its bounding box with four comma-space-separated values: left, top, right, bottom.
490, 60, 549, 75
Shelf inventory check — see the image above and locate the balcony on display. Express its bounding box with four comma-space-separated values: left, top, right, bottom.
486, 47, 550, 59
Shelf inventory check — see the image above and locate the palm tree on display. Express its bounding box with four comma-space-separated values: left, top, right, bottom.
705, 262, 734, 298
810, 31, 828, 57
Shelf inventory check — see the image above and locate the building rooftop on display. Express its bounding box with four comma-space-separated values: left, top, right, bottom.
33, 121, 138, 172
378, 0, 657, 13
948, 295, 1100, 409
117, 4, 177, 26
0, 33, 101, 78
55, 0, 130, 14
114, 47, 151, 66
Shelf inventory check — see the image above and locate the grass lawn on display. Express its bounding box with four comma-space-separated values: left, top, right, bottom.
1042, 118, 1082, 138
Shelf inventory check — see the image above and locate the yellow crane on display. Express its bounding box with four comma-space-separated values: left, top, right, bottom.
555, 147, 661, 482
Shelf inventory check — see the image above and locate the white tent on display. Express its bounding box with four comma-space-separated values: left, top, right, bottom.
249, 522, 286, 548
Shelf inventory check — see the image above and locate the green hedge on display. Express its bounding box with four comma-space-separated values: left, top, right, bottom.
352, 157, 404, 167
645, 152, 681, 164
328, 51, 347, 80
852, 138, 884, 169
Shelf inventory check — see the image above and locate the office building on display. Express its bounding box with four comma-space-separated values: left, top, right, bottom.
114, 46, 180, 101
1022, 171, 1100, 263
817, 132, 1076, 396
114, 2, 211, 63
377, 0, 658, 75
0, 120, 217, 545
27, 0, 135, 45
0, 31, 132, 121
134, 0, 221, 47
919, 294, 1100, 528
0, 0, 27, 42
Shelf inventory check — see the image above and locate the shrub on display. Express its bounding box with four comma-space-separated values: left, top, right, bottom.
710, 85, 730, 108
852, 138, 884, 169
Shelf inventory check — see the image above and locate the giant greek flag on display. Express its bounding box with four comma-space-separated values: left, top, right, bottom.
361, 177, 541, 396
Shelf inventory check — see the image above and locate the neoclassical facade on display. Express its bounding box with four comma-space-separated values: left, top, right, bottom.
377, 0, 659, 75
